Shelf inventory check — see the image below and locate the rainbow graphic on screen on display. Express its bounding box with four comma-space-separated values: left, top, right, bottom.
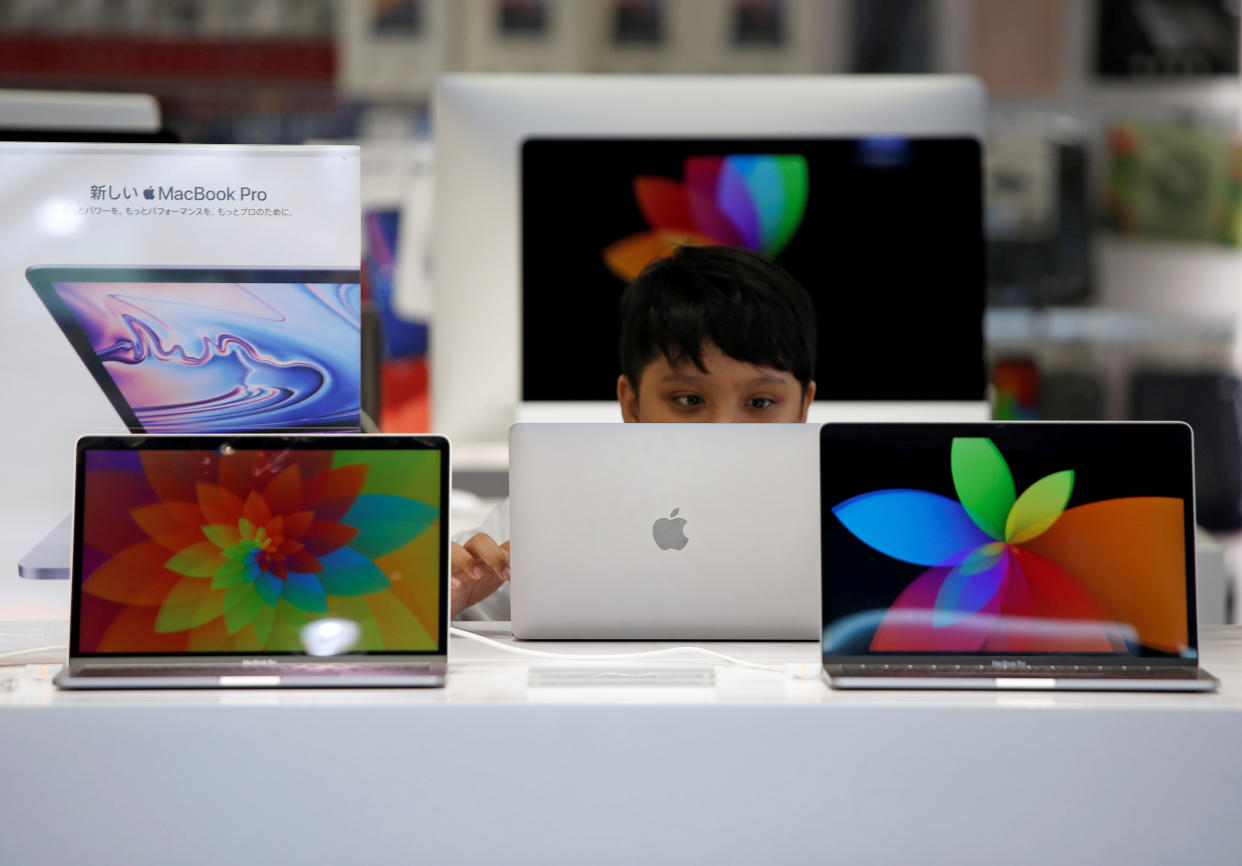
78, 448, 441, 653
831, 438, 1188, 654
603, 154, 809, 282
52, 280, 361, 432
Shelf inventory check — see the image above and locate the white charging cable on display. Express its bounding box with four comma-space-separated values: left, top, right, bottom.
0, 645, 66, 662
0, 636, 820, 679
449, 625, 793, 674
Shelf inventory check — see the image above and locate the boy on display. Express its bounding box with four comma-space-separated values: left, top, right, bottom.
452, 244, 818, 618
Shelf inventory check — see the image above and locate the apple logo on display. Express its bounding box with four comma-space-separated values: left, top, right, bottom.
143, 186, 155, 200
652, 507, 689, 550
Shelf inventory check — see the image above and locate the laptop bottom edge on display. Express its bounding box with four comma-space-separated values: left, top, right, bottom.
823, 668, 1219, 692
53, 667, 448, 690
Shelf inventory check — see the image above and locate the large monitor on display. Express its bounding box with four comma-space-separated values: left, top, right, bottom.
433, 74, 988, 444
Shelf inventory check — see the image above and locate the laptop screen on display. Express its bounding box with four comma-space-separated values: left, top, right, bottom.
820, 423, 1198, 662
71, 435, 447, 657
28, 267, 362, 433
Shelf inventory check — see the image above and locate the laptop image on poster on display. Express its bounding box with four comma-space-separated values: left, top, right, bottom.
55, 434, 448, 688
26, 265, 363, 434
819, 422, 1219, 692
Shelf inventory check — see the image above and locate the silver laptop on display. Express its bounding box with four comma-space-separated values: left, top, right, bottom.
509, 423, 821, 640
55, 434, 449, 688
820, 422, 1219, 691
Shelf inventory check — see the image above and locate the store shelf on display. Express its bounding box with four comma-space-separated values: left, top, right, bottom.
985, 305, 1234, 347
0, 34, 335, 86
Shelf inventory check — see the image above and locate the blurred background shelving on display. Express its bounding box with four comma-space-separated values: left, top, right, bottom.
4, 0, 1242, 428
3, 0, 1242, 611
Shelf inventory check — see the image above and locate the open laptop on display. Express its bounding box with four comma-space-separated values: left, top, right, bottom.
820, 422, 1219, 691
509, 423, 821, 640
55, 433, 448, 688
27, 266, 362, 433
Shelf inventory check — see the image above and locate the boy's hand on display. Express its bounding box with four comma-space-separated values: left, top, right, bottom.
451, 533, 511, 617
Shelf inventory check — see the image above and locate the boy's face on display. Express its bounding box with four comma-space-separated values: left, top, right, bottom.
617, 342, 815, 423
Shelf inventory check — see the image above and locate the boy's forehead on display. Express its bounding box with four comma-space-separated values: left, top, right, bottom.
647, 343, 793, 383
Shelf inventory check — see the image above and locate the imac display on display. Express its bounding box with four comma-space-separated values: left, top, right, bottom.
434, 74, 987, 442
522, 137, 984, 403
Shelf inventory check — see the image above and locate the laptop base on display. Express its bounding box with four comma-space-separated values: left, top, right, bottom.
54, 665, 447, 690
18, 515, 70, 580
823, 666, 1220, 692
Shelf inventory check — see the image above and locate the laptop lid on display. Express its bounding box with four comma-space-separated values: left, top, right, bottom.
820, 422, 1202, 670
27, 266, 362, 433
509, 423, 821, 640
67, 434, 448, 666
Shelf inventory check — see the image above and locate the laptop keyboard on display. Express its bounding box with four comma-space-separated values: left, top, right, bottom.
70, 662, 436, 678
827, 664, 1202, 680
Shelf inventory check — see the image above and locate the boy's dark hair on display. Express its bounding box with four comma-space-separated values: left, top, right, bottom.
618, 245, 817, 394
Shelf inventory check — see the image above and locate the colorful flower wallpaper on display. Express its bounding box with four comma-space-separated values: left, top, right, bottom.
78, 448, 441, 654
602, 154, 809, 282
831, 437, 1188, 654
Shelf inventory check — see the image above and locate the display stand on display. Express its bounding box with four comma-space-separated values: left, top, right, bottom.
2, 623, 1241, 865
16, 516, 70, 580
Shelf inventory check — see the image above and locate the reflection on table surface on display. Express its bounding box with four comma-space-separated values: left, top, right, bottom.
2, 620, 1239, 709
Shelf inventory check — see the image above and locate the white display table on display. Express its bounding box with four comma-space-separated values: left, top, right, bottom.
1, 622, 1240, 865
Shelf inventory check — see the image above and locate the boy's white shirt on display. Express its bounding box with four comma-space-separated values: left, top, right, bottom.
451, 498, 511, 621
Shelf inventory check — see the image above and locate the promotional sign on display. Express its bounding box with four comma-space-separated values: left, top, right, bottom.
0, 143, 360, 525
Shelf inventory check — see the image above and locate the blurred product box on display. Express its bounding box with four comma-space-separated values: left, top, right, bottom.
1106, 121, 1242, 245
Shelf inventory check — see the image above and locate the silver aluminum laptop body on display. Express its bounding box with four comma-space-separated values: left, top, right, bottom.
509, 423, 821, 640
820, 422, 1219, 692
55, 434, 449, 689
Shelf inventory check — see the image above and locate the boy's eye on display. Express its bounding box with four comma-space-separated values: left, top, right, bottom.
746, 397, 774, 410
675, 394, 704, 407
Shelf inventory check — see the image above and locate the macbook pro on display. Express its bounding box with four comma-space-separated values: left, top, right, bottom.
55, 433, 448, 688
820, 422, 1218, 691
